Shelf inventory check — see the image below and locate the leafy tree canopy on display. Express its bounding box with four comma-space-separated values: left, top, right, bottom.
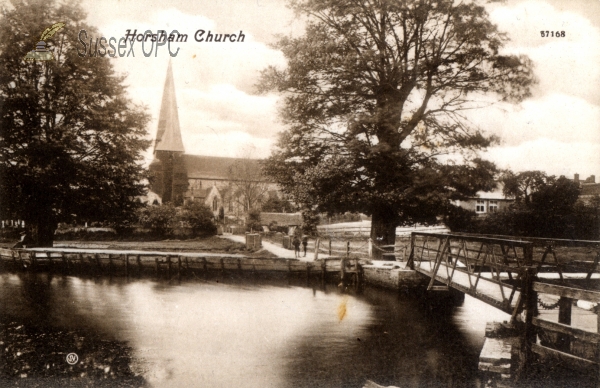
0, 0, 151, 246
448, 172, 593, 239
261, 195, 296, 213
259, 0, 535, 249
500, 170, 551, 205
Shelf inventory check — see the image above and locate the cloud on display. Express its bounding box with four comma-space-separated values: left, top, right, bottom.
489, 0, 600, 104
79, 0, 600, 177
484, 138, 600, 177
468, 93, 600, 146
467, 1, 600, 176
87, 7, 286, 161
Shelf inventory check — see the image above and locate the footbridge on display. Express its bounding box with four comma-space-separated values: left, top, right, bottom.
406, 232, 600, 381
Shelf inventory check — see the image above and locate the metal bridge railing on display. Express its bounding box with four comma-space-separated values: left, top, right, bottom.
407, 232, 534, 316
409, 232, 600, 379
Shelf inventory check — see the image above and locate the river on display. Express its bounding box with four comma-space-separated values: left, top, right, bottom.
0, 272, 511, 387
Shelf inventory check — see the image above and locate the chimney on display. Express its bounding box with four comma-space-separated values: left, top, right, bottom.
574, 173, 579, 183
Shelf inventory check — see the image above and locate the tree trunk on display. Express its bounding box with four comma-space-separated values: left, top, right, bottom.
370, 211, 397, 260
27, 213, 57, 248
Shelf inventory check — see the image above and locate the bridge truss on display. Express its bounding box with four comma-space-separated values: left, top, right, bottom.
407, 232, 600, 379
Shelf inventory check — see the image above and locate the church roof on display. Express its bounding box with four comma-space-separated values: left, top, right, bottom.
183, 155, 262, 180
154, 61, 185, 153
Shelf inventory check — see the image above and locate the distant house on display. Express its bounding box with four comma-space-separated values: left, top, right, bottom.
453, 184, 513, 216
572, 174, 600, 204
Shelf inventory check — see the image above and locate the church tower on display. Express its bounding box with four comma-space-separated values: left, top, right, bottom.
149, 61, 188, 205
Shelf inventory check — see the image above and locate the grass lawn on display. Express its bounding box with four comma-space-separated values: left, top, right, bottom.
2, 236, 278, 258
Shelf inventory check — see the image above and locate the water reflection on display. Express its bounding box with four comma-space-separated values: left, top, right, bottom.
0, 273, 487, 387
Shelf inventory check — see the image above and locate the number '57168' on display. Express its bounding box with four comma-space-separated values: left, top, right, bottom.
541, 31, 566, 37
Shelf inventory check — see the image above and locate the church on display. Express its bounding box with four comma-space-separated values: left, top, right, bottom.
147, 62, 279, 217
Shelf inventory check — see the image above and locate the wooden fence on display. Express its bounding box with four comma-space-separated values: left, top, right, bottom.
0, 248, 363, 283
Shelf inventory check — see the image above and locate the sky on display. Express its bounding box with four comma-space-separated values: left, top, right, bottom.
77, 0, 600, 178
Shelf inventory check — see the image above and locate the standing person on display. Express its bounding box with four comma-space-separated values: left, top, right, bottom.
292, 234, 301, 258
301, 235, 309, 257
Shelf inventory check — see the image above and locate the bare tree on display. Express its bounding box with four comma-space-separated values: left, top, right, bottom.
228, 147, 270, 212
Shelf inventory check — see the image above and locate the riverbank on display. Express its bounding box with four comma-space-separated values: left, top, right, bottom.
1, 236, 278, 258
0, 320, 147, 387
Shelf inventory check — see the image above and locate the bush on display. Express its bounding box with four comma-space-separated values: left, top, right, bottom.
443, 205, 476, 233
246, 209, 262, 232
180, 202, 217, 236
301, 209, 320, 235
261, 196, 295, 213
137, 203, 177, 237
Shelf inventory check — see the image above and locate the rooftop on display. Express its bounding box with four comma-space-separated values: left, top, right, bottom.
183, 155, 263, 180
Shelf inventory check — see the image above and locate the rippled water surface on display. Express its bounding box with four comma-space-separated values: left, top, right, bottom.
0, 272, 511, 387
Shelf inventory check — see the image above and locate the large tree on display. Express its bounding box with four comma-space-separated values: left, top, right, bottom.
0, 0, 150, 246
259, 0, 534, 254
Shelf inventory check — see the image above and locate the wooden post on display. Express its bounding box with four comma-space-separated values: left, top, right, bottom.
31, 252, 37, 271
346, 241, 350, 258
357, 260, 363, 286
46, 251, 53, 271
557, 297, 572, 352
178, 256, 182, 279
314, 238, 320, 261
202, 257, 207, 272
17, 250, 24, 270
220, 258, 225, 274
329, 240, 332, 256
125, 255, 130, 277
407, 233, 416, 270
61, 252, 68, 272
155, 258, 159, 277
78, 253, 84, 271
340, 258, 346, 282
517, 264, 537, 381
95, 253, 101, 274
167, 256, 172, 278
136, 255, 142, 277
597, 310, 600, 386
321, 259, 326, 280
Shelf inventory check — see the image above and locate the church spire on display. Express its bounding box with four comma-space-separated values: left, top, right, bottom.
154, 60, 185, 153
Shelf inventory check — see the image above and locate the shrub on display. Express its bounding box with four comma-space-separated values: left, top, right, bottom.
246, 209, 262, 232
180, 202, 217, 236
301, 209, 320, 235
443, 205, 476, 233
137, 203, 177, 237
